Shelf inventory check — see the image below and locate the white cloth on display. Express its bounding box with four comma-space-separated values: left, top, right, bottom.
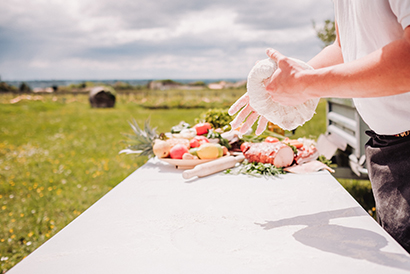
334, 0, 410, 135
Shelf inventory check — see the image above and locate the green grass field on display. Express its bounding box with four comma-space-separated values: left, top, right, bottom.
0, 91, 372, 272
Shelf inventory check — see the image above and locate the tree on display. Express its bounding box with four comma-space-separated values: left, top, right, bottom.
159, 79, 182, 85
313, 19, 336, 48
0, 82, 17, 92
189, 81, 206, 87
19, 82, 31, 92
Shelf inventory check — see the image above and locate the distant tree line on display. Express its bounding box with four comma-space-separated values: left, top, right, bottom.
0, 76, 31, 93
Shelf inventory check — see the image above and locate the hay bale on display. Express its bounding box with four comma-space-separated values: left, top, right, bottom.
89, 86, 116, 108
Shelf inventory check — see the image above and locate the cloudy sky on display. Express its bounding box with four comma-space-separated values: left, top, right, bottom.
0, 0, 334, 81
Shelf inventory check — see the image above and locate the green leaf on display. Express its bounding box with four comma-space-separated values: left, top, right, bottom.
121, 118, 158, 158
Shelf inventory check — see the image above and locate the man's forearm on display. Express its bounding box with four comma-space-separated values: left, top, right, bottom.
306, 29, 410, 99
308, 42, 344, 69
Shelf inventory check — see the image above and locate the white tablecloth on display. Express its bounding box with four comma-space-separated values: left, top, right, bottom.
8, 158, 410, 273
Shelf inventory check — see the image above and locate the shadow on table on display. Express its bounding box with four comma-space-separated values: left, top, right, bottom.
142, 160, 183, 173
256, 207, 410, 271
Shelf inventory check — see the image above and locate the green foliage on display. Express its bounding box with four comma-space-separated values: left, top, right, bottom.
139, 88, 245, 109
286, 143, 298, 155
18, 82, 31, 92
317, 154, 332, 167
112, 81, 146, 91
313, 19, 336, 48
289, 99, 327, 139
102, 85, 117, 96
0, 82, 17, 93
170, 121, 191, 133
338, 179, 376, 218
157, 79, 182, 85
68, 81, 96, 89
189, 81, 206, 87
122, 119, 158, 158
241, 129, 286, 143
196, 108, 233, 129
206, 130, 231, 149
113, 81, 134, 90
226, 160, 286, 178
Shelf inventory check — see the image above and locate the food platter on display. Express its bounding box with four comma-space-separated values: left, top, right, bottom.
159, 153, 230, 170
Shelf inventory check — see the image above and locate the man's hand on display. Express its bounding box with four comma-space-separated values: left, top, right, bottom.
228, 93, 268, 135
264, 48, 312, 106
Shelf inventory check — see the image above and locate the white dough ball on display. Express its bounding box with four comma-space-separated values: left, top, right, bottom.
247, 58, 319, 131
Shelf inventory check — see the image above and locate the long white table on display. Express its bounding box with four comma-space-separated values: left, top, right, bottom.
8, 158, 410, 273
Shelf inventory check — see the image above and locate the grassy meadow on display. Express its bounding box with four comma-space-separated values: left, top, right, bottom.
0, 90, 372, 272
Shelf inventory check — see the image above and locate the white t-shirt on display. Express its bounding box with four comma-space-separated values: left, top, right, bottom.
334, 0, 410, 135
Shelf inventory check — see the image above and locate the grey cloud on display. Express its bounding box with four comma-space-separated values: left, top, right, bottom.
90, 0, 333, 30
0, 0, 334, 80
90, 0, 220, 29
77, 34, 235, 61
232, 0, 334, 30
0, 28, 44, 61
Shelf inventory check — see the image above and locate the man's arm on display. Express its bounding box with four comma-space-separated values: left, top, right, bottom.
265, 25, 410, 106
308, 22, 344, 69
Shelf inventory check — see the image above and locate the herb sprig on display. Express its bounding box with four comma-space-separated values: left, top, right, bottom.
226, 160, 286, 178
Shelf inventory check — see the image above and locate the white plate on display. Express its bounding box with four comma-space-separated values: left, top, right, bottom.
159, 153, 230, 170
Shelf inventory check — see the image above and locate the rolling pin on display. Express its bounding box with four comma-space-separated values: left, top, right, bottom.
182, 155, 245, 179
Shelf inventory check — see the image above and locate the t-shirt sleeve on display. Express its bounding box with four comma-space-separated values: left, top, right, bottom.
389, 0, 410, 29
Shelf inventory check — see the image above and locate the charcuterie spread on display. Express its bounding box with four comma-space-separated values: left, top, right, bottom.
120, 108, 333, 178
